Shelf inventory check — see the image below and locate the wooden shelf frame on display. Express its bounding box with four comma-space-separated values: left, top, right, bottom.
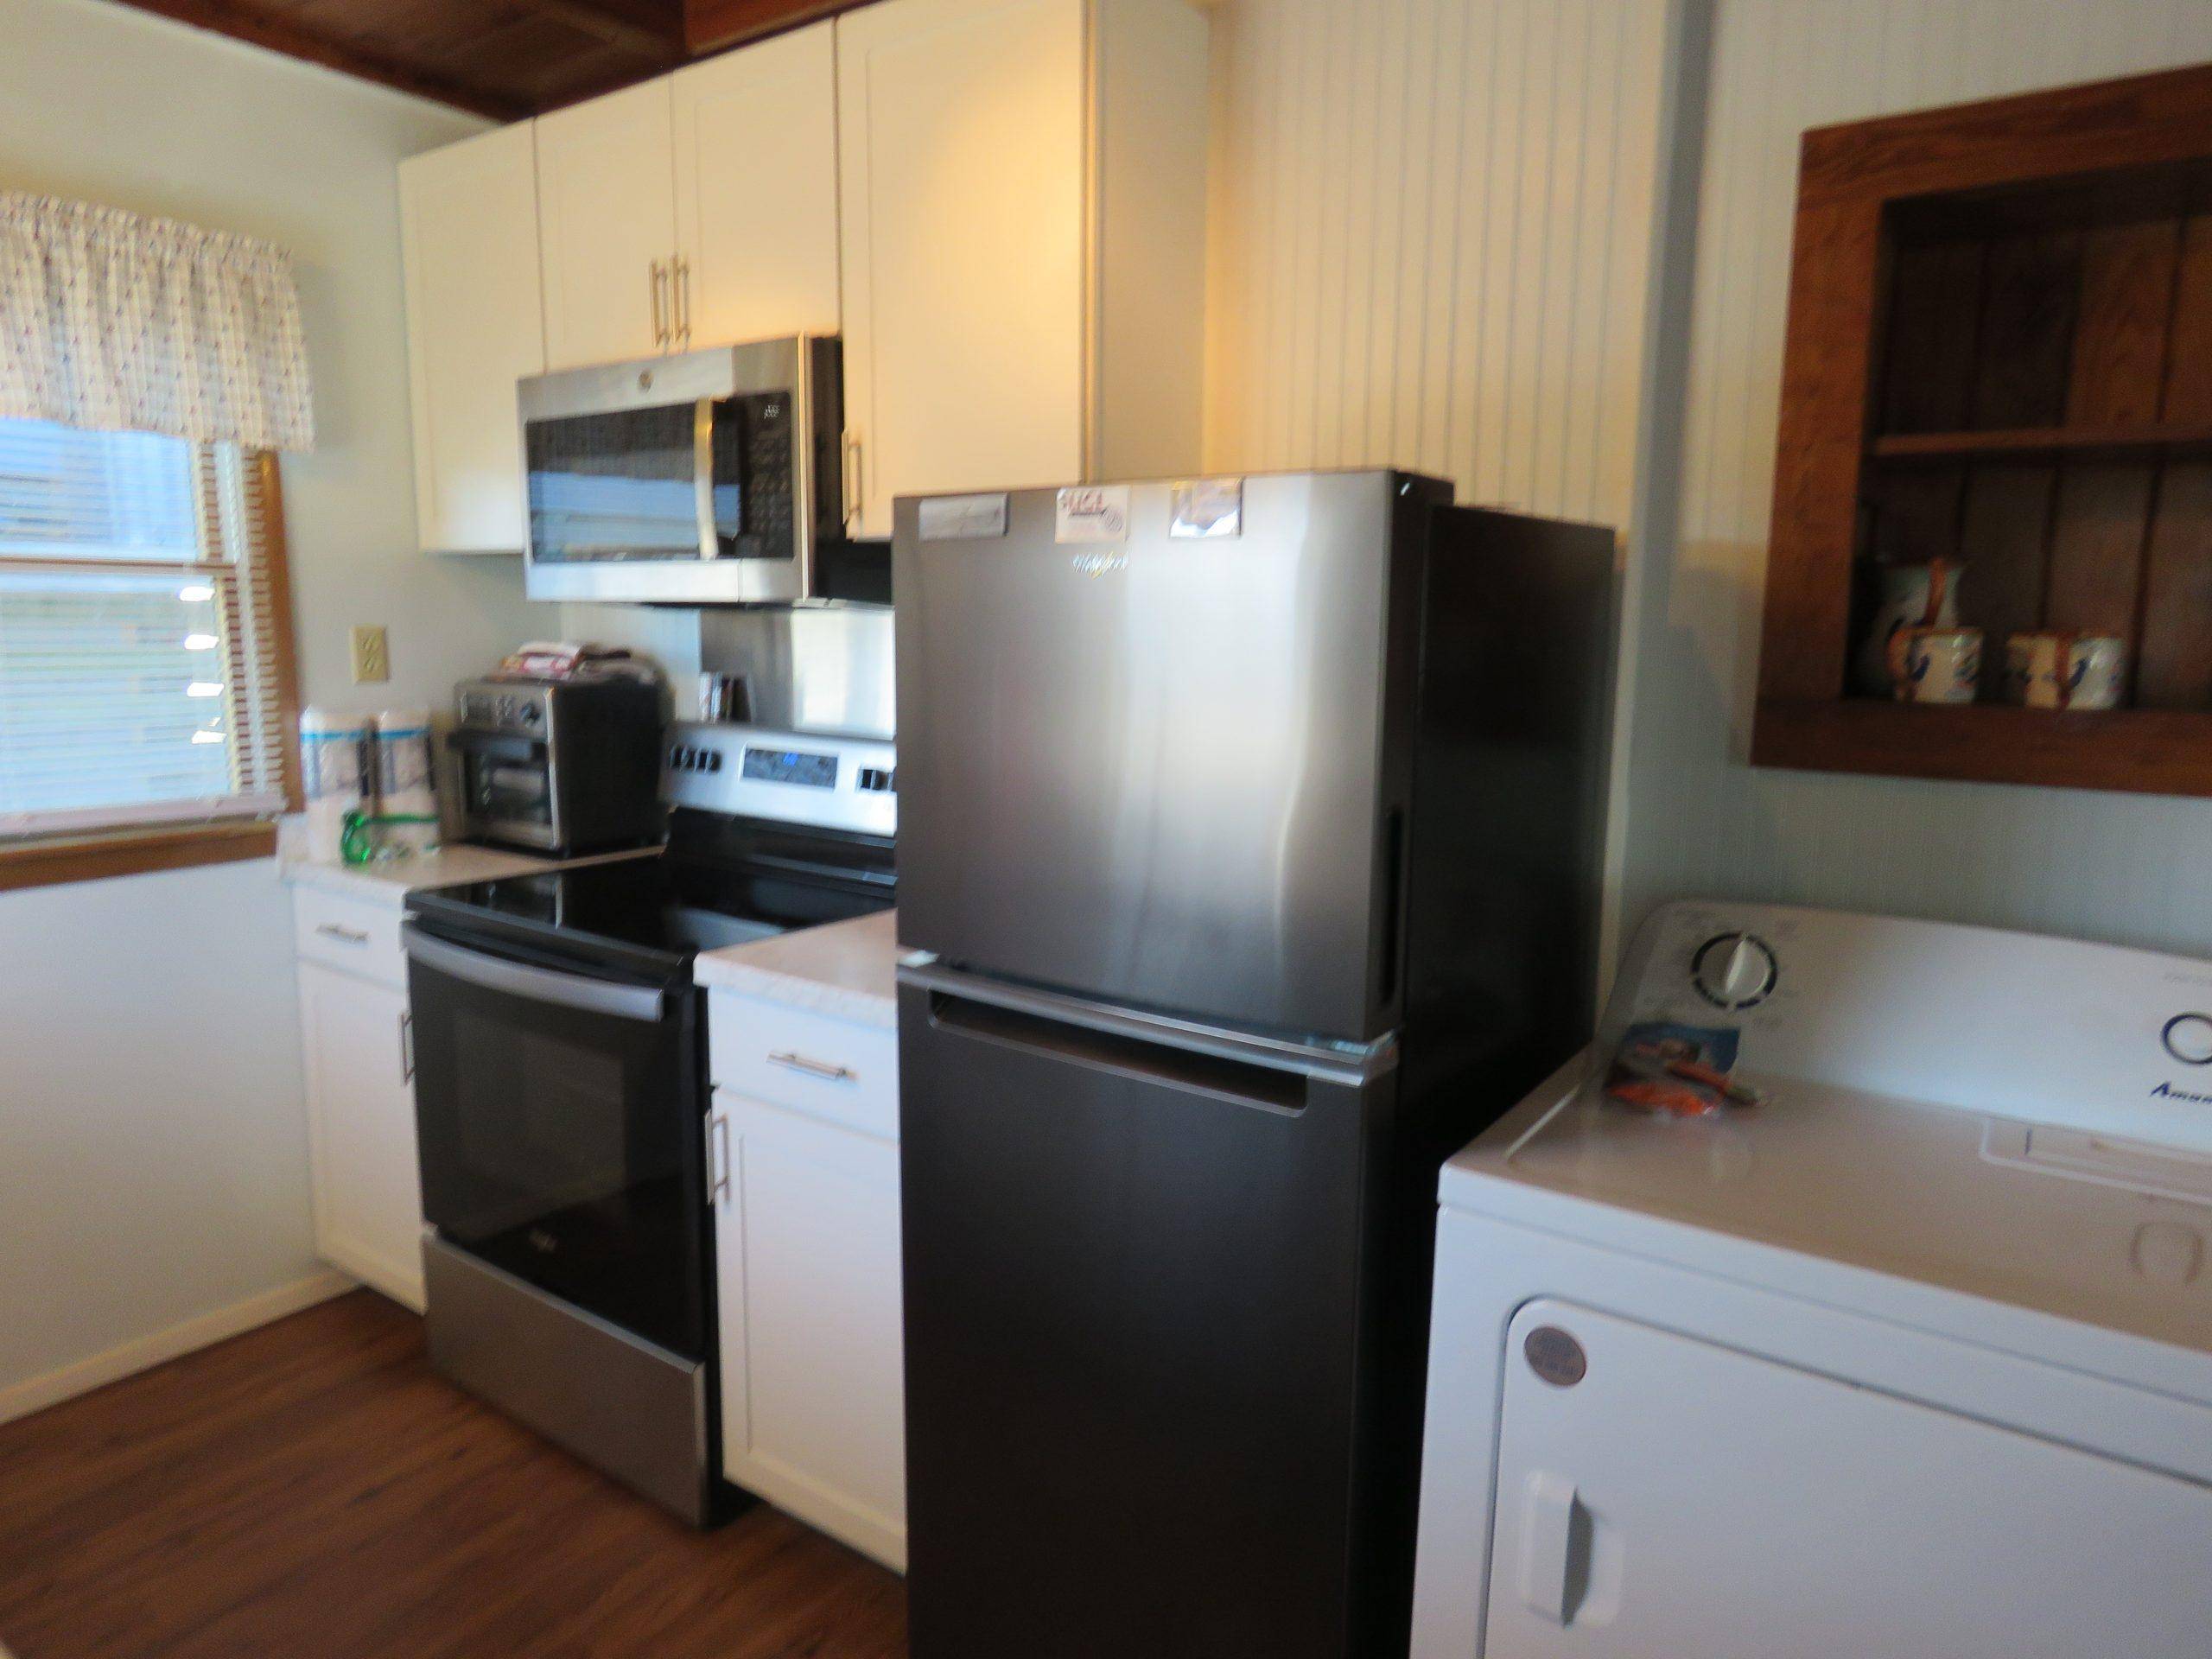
1871, 423, 2212, 463
1755, 63, 2212, 799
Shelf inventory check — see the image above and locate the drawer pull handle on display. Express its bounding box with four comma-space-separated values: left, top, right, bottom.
767, 1050, 854, 1084
315, 923, 369, 945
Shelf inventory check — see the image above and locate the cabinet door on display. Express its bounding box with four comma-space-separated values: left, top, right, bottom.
672, 22, 841, 346
298, 963, 424, 1311
711, 1091, 906, 1568
837, 0, 1087, 537
397, 124, 545, 552
1483, 1298, 2212, 1656
535, 79, 677, 369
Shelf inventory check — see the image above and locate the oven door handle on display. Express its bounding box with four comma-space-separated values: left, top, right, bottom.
401, 924, 668, 1023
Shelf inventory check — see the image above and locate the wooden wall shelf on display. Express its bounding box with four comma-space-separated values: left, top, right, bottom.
1754, 63, 2212, 798
1871, 423, 2212, 463
1753, 702, 2212, 798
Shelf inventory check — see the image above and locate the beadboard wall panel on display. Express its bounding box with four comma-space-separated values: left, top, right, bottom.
1201, 0, 1679, 973
1621, 0, 2212, 959
1204, 0, 1670, 524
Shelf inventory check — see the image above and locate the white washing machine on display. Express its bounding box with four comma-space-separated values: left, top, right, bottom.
1409, 900, 2212, 1658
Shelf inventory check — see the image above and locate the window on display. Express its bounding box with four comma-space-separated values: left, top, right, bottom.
0, 416, 297, 855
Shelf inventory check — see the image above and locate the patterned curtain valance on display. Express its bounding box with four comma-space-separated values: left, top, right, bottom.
0, 193, 315, 452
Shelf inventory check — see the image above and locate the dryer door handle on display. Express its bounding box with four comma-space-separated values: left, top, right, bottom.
1518, 1471, 1590, 1625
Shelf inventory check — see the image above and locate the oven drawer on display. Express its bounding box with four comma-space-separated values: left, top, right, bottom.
709, 991, 898, 1141
294, 888, 405, 988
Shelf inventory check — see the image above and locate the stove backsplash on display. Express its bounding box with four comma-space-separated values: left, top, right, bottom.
698, 604, 894, 742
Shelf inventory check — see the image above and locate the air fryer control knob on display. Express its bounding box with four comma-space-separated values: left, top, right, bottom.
1692, 932, 1778, 1011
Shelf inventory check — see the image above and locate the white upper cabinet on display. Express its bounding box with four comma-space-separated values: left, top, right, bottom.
397, 124, 544, 553
673, 21, 842, 345
536, 79, 679, 368
836, 0, 1211, 538
397, 0, 1209, 549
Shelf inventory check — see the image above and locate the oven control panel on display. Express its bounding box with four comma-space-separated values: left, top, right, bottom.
663, 721, 896, 840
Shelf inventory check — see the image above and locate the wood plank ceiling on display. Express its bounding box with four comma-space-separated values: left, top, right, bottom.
102, 0, 873, 121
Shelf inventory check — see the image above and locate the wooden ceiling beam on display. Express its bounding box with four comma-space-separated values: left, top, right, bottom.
105, 0, 532, 121
535, 0, 686, 62
683, 0, 874, 56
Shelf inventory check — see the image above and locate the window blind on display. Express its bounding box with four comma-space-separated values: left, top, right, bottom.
0, 416, 295, 838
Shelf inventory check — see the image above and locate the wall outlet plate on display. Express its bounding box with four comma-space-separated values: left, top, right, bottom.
350, 625, 389, 684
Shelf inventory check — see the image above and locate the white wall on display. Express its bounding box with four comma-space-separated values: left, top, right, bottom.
1619, 0, 2212, 957
1200, 0, 1681, 968
0, 0, 531, 1403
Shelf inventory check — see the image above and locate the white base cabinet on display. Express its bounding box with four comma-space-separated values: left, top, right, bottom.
708, 989, 905, 1569
293, 890, 424, 1311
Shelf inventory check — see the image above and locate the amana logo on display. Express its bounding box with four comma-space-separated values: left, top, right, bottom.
1069, 550, 1127, 578
2152, 1081, 2212, 1105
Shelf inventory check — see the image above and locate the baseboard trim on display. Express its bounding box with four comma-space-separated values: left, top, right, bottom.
0, 1268, 355, 1428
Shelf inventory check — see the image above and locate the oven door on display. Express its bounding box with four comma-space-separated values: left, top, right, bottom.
402, 921, 708, 1360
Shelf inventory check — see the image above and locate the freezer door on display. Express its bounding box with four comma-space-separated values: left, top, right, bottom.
898, 969, 1396, 1659
893, 472, 1433, 1041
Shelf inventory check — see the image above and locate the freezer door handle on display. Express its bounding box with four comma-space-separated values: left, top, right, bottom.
923, 988, 1313, 1115
900, 960, 1394, 1089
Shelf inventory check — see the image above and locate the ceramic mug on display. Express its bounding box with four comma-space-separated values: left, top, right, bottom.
1887, 626, 1982, 704
2005, 632, 2126, 710
1858, 559, 1963, 696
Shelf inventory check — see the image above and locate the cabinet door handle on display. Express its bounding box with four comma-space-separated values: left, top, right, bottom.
672, 253, 691, 347
767, 1050, 855, 1084
707, 1111, 731, 1208
649, 258, 669, 348
398, 1010, 415, 1084
842, 431, 862, 529
315, 922, 368, 945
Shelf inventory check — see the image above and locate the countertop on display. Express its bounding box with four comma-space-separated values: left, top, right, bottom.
280, 843, 657, 910
695, 909, 902, 1028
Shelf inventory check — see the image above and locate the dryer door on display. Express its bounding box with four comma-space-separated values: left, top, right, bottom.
1484, 1298, 2212, 1657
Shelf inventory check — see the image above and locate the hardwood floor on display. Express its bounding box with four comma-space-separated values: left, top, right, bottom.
0, 1291, 907, 1658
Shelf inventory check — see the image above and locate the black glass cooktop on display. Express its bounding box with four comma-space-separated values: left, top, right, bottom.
408, 818, 894, 974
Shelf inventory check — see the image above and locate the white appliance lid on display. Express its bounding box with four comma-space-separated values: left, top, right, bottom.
1451, 1060, 2212, 1363
1443, 901, 2212, 1384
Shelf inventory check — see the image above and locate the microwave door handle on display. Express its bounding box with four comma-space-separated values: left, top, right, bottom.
694, 396, 719, 561
401, 924, 666, 1023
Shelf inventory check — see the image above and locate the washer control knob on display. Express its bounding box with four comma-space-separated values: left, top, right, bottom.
1693, 932, 1778, 1010
2162, 1014, 2212, 1066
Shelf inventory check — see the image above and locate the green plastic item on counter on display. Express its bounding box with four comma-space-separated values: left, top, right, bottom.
340, 809, 441, 866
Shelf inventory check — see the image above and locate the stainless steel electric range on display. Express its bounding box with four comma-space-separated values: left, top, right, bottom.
400, 721, 895, 1524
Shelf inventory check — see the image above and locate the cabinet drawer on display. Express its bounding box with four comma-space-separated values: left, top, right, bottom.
709, 991, 898, 1141
293, 888, 405, 988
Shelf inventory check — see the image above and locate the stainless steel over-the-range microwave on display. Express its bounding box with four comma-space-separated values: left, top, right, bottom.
518, 335, 843, 605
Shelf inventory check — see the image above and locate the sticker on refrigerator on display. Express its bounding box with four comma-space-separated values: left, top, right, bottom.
1169, 478, 1243, 540
918, 493, 1008, 541
1056, 486, 1130, 543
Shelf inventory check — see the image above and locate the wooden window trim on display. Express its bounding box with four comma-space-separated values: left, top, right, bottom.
254, 450, 308, 817
0, 819, 276, 893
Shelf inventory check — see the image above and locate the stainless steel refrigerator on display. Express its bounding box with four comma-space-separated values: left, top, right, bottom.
893, 471, 1617, 1658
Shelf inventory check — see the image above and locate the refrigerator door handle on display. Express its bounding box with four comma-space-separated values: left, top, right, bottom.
899, 961, 1394, 1092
